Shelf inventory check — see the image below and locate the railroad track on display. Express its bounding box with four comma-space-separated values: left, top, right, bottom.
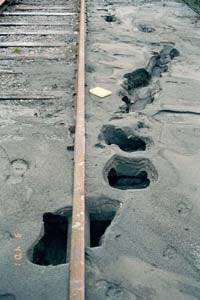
1, 0, 200, 299
69, 0, 85, 299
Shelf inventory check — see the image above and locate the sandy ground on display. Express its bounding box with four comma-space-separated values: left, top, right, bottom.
1, 0, 200, 299
85, 0, 200, 299
0, 0, 77, 299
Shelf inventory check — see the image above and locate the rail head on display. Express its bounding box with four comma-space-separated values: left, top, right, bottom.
0, 0, 13, 14
69, 0, 86, 299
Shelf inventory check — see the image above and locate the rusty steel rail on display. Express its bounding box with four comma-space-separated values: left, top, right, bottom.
69, 0, 86, 299
0, 0, 6, 6
0, 0, 12, 13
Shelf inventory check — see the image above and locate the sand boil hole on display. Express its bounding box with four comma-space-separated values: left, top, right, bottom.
108, 168, 149, 190
104, 15, 116, 22
29, 212, 70, 266
104, 156, 158, 190
90, 212, 115, 247
120, 45, 179, 112
28, 203, 119, 264
138, 24, 156, 33
100, 125, 148, 152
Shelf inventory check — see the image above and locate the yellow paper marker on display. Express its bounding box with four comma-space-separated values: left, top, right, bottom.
89, 87, 112, 98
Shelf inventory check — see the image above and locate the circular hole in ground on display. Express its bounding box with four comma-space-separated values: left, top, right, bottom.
87, 198, 120, 247
104, 155, 158, 190
138, 24, 156, 33
101, 125, 151, 152
27, 208, 72, 266
90, 211, 116, 248
104, 15, 117, 22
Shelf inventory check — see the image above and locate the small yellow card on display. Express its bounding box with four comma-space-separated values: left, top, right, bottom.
89, 87, 112, 98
